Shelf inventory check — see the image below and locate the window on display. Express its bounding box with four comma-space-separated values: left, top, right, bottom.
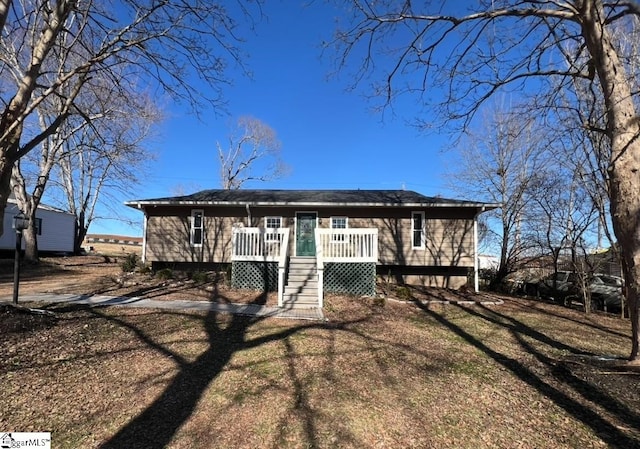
190, 210, 204, 247
412, 211, 425, 249
599, 275, 623, 287
264, 216, 282, 241
34, 218, 42, 236
331, 216, 348, 242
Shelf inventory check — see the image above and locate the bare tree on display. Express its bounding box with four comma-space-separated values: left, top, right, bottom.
0, 0, 261, 235
218, 116, 289, 189
450, 104, 545, 289
332, 0, 640, 362
9, 62, 159, 260
528, 160, 600, 306
54, 87, 159, 254
10, 112, 81, 261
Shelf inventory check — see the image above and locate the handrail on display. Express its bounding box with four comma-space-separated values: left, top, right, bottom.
314, 228, 378, 263
232, 227, 289, 263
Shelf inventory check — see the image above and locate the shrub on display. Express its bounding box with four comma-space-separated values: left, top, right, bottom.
395, 286, 412, 300
156, 268, 174, 280
120, 253, 139, 272
190, 271, 209, 284
373, 295, 386, 307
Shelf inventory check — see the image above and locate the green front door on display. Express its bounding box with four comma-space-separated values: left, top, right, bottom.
296, 212, 317, 256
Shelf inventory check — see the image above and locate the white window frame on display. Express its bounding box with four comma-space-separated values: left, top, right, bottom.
190, 209, 204, 247
411, 211, 425, 249
330, 216, 348, 242
264, 216, 283, 242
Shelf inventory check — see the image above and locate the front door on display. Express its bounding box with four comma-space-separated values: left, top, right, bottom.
296, 212, 317, 256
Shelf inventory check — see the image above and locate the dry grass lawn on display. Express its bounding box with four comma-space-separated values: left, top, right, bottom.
0, 256, 639, 448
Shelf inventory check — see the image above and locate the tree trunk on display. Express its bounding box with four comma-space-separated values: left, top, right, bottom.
610, 151, 640, 361
581, 0, 640, 361
0, 156, 15, 237
74, 211, 86, 255
490, 223, 512, 290
22, 222, 38, 262
489, 264, 510, 292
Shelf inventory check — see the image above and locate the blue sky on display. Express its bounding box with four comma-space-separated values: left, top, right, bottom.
92, 1, 458, 237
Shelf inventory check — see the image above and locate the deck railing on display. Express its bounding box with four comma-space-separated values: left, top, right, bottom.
314, 228, 378, 308
232, 227, 289, 262
314, 228, 378, 263
232, 227, 290, 306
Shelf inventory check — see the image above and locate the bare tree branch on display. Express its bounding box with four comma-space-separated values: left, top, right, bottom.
0, 0, 262, 235
217, 116, 289, 190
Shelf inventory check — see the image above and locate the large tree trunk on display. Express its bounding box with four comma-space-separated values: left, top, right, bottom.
609, 126, 640, 361
491, 220, 512, 290
22, 223, 38, 262
0, 156, 15, 237
581, 0, 640, 361
74, 211, 86, 255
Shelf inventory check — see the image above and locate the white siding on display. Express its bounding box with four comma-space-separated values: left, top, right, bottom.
0, 202, 75, 253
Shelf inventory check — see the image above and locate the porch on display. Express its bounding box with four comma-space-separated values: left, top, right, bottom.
231, 227, 378, 308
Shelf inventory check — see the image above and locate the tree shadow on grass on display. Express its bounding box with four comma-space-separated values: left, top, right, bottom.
94, 292, 365, 449
417, 287, 629, 340
415, 301, 640, 448
508, 296, 630, 339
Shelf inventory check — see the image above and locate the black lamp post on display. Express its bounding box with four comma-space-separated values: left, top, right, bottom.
13, 212, 29, 305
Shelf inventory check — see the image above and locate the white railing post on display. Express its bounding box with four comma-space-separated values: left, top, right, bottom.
277, 228, 289, 307
315, 228, 324, 308
372, 229, 378, 262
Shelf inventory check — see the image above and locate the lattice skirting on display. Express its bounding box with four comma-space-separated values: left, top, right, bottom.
231, 261, 278, 291
323, 262, 376, 296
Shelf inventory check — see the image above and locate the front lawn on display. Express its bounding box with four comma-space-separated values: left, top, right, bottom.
1, 294, 637, 448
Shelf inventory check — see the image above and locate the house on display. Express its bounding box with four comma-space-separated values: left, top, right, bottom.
126, 189, 499, 308
0, 198, 75, 254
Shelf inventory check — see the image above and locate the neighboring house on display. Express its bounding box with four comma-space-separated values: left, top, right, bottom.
84, 234, 143, 247
126, 190, 498, 308
0, 198, 75, 254
478, 254, 499, 270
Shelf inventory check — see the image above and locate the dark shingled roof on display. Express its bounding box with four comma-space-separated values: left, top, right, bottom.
126, 189, 499, 209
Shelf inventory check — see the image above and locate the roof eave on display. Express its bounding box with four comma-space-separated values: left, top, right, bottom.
125, 200, 501, 210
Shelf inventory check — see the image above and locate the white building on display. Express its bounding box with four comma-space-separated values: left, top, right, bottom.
0, 199, 75, 253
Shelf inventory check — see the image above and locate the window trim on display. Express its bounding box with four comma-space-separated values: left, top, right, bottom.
190, 209, 204, 247
411, 211, 425, 249
330, 216, 348, 242
264, 216, 283, 241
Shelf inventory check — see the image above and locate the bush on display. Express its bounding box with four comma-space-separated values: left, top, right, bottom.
190, 271, 209, 284
395, 286, 412, 300
120, 253, 139, 272
156, 268, 174, 280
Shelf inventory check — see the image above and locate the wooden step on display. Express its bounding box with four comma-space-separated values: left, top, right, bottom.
282, 292, 319, 309
284, 281, 317, 293
284, 257, 319, 308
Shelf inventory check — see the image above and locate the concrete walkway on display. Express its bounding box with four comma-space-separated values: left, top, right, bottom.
1, 293, 326, 321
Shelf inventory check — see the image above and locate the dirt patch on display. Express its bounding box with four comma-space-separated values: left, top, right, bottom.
0, 303, 57, 333
0, 255, 278, 305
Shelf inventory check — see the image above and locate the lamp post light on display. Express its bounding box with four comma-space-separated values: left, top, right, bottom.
13, 212, 29, 305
